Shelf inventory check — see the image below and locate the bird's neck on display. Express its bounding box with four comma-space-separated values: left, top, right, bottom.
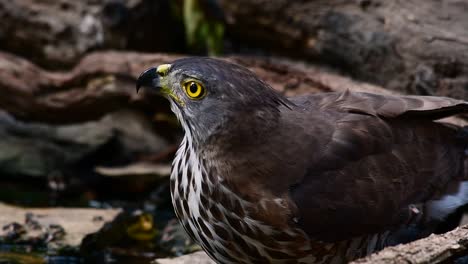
208, 107, 280, 145
173, 106, 284, 194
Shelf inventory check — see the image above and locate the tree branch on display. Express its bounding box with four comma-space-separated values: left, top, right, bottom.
352, 225, 468, 264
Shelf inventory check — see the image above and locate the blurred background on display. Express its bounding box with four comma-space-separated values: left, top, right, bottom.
0, 0, 467, 263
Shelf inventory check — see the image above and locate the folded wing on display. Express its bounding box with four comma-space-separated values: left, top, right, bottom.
289, 91, 468, 242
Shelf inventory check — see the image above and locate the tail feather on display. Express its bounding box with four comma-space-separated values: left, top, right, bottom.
427, 181, 468, 221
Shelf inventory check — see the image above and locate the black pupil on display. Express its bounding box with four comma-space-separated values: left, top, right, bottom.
189, 82, 198, 94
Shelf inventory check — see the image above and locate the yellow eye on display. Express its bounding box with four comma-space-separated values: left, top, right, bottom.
183, 80, 206, 99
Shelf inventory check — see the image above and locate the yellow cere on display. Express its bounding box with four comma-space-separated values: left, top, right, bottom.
156, 64, 171, 76
154, 64, 186, 106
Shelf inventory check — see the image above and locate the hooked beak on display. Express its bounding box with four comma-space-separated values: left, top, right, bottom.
136, 67, 160, 93
136, 64, 183, 105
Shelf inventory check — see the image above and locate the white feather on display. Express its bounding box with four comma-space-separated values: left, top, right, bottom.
428, 181, 468, 221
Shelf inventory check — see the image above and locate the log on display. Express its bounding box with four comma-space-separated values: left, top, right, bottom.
0, 51, 176, 123
0, 50, 421, 124
219, 0, 468, 101
2, 0, 467, 101
353, 225, 468, 264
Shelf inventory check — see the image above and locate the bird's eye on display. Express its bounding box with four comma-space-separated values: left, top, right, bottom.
183, 80, 206, 99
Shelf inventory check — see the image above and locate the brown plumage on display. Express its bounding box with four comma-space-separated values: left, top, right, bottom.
287, 91, 467, 240
137, 58, 468, 263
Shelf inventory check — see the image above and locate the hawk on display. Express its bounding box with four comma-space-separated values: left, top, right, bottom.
137, 58, 468, 263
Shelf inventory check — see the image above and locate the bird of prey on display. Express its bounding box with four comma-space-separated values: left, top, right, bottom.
136, 58, 468, 263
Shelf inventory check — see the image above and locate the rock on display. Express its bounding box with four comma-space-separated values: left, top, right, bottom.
0, 109, 168, 179
153, 251, 214, 264
0, 202, 120, 248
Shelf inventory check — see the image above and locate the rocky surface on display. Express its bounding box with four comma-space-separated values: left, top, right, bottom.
0, 202, 120, 247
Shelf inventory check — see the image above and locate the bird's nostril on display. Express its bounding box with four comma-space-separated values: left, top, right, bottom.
156, 64, 172, 77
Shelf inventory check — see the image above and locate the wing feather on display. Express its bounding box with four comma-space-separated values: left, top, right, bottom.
288, 91, 468, 242
319, 90, 468, 119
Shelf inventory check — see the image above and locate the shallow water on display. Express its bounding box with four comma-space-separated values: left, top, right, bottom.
0, 180, 181, 264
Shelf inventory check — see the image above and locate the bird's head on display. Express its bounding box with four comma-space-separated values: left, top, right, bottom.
137, 57, 290, 142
